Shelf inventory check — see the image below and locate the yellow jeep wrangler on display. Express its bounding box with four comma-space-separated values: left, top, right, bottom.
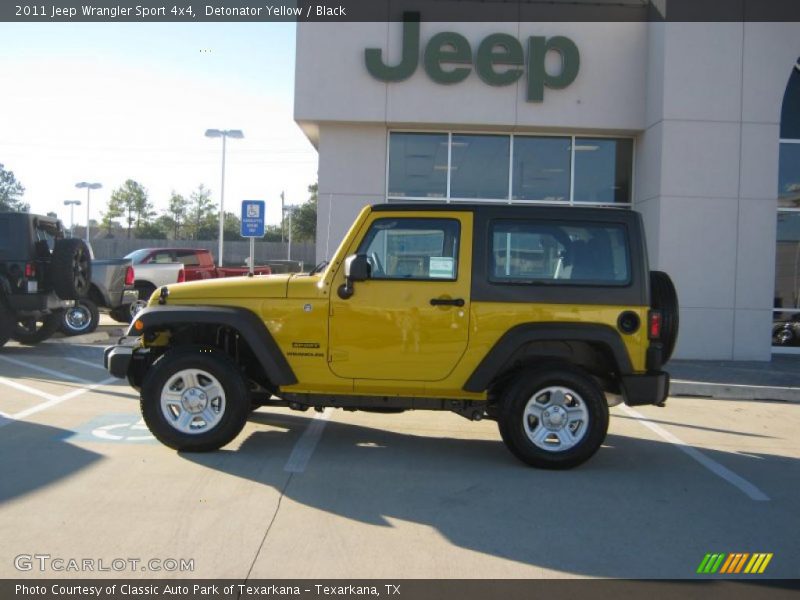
105, 203, 678, 469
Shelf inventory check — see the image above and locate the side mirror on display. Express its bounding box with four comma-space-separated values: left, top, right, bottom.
338, 254, 370, 299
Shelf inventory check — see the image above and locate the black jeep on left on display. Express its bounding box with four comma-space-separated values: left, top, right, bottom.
0, 212, 92, 346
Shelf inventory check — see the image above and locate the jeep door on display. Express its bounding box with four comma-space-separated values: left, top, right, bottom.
328, 212, 472, 381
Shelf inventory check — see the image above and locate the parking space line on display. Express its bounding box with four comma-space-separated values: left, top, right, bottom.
0, 376, 59, 401
283, 409, 331, 473
65, 357, 107, 371
620, 405, 770, 502
12, 377, 118, 420
0, 355, 93, 384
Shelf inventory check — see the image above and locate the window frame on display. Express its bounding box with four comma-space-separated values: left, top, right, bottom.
356, 217, 462, 283
487, 218, 633, 288
386, 130, 636, 207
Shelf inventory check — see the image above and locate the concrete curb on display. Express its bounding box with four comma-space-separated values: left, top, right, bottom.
671, 379, 800, 402
47, 331, 110, 344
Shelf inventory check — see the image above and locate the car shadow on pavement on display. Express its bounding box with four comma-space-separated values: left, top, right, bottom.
181, 411, 799, 578
0, 420, 103, 504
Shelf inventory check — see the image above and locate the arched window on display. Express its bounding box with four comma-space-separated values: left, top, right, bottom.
773, 57, 800, 349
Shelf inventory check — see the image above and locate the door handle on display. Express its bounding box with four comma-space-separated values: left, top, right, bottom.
430, 298, 465, 307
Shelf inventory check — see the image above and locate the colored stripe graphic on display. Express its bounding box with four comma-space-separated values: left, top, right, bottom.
700, 553, 773, 575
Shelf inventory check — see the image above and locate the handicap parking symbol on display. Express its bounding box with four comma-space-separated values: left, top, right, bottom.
66, 414, 155, 444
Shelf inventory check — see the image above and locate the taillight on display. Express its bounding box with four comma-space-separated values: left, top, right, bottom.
648, 310, 662, 340
24, 263, 36, 278
177, 268, 185, 283
124, 266, 135, 286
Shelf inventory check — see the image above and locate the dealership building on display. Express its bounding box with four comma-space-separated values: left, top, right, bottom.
294, 18, 800, 361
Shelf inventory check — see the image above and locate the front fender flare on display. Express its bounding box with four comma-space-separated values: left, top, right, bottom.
128, 305, 297, 386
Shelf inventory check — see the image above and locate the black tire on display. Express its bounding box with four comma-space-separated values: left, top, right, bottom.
12, 311, 63, 345
60, 298, 100, 336
0, 306, 13, 347
140, 346, 250, 451
498, 365, 609, 469
51, 238, 92, 300
109, 306, 133, 324
650, 270, 679, 363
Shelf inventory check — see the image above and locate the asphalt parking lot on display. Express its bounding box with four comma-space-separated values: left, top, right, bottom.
0, 320, 798, 580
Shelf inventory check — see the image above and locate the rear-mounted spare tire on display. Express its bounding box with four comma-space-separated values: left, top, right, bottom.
52, 238, 92, 300
650, 270, 679, 363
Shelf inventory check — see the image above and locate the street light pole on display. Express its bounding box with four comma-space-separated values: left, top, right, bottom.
75, 182, 101, 242
63, 200, 81, 237
205, 128, 244, 267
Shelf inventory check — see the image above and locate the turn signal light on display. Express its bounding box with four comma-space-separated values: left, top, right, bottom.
124, 265, 135, 286
648, 310, 662, 340
177, 268, 185, 283
133, 320, 144, 331
24, 263, 36, 278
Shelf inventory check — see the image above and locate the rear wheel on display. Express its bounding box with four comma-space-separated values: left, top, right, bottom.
12, 311, 63, 345
131, 283, 155, 318
498, 365, 609, 469
109, 306, 132, 323
60, 298, 100, 336
650, 271, 679, 362
140, 347, 250, 451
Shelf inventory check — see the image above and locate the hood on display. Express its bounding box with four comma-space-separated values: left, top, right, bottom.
156, 274, 293, 302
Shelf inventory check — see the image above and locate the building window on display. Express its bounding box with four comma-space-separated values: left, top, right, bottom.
573, 138, 634, 204
387, 131, 633, 205
450, 134, 510, 199
773, 58, 800, 350
512, 136, 571, 201
387, 133, 448, 198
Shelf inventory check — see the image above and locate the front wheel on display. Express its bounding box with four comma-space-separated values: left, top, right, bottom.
140, 347, 250, 451
0, 307, 13, 347
498, 366, 609, 469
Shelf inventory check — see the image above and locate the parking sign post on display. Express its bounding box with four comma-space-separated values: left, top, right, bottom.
240, 200, 266, 276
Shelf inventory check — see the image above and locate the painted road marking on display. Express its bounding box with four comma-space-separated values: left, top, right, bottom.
65, 357, 107, 371
620, 405, 770, 502
0, 377, 118, 429
0, 376, 59, 401
284, 409, 331, 473
66, 414, 155, 443
0, 354, 92, 384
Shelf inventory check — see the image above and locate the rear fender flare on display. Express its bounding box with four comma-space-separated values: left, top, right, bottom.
463, 323, 633, 393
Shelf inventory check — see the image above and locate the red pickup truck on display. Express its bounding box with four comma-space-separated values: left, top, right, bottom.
125, 248, 271, 282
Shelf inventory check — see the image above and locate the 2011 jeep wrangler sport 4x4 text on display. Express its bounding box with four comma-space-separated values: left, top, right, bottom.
105, 204, 678, 469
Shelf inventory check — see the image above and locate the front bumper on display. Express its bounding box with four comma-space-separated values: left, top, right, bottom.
621, 371, 669, 406
103, 337, 138, 378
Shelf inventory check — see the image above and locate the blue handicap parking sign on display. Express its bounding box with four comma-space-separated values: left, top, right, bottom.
241, 200, 266, 237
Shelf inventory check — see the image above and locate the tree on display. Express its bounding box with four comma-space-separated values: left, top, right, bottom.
109, 180, 152, 239
165, 191, 189, 239
0, 163, 28, 212
136, 220, 168, 240
198, 211, 242, 241
186, 184, 215, 240
291, 182, 317, 242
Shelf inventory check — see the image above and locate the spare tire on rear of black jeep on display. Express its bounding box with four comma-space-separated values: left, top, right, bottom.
51, 238, 92, 300
650, 270, 679, 363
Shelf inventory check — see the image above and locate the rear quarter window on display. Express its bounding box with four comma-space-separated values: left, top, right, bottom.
490, 220, 631, 286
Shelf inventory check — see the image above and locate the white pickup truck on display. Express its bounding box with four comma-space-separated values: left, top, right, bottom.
112, 255, 185, 322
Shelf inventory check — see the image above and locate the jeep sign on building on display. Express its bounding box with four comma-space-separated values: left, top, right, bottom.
294, 19, 800, 361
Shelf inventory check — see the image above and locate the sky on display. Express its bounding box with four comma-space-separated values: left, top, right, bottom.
0, 23, 318, 229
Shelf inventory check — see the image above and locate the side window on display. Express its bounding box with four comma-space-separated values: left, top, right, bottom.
357, 218, 460, 281
490, 220, 630, 286
176, 251, 200, 267
151, 252, 174, 264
